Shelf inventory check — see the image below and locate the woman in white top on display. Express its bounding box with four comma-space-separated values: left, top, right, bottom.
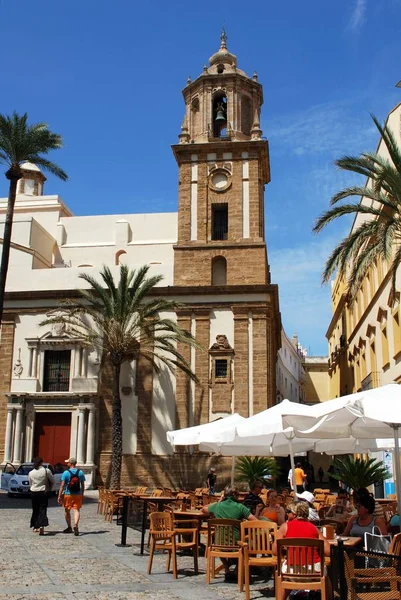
28, 457, 54, 535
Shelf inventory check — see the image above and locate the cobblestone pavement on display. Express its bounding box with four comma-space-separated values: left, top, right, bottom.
0, 491, 275, 600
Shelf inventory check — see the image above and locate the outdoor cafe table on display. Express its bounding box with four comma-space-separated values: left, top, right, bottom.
327, 536, 361, 547
137, 495, 177, 554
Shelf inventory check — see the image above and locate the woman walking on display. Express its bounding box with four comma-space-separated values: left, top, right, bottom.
28, 457, 54, 535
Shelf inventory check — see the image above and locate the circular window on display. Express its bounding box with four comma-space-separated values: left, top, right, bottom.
212, 172, 228, 190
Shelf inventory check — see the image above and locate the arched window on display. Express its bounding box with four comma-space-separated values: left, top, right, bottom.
212, 256, 227, 285
115, 250, 127, 265
212, 91, 227, 138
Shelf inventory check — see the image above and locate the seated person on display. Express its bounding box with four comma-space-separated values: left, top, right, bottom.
326, 488, 352, 520
296, 490, 319, 522
243, 480, 265, 518
201, 485, 257, 581
261, 489, 286, 525
273, 501, 332, 600
342, 494, 387, 541
354, 487, 384, 519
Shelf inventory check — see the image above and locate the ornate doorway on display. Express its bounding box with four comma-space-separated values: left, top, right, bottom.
33, 412, 71, 465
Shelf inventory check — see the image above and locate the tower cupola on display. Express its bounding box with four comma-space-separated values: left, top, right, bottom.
178, 30, 264, 144
17, 162, 46, 196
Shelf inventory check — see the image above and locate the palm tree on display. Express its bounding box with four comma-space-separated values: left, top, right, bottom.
41, 264, 200, 489
235, 456, 279, 487
313, 114, 401, 299
330, 455, 390, 491
0, 112, 67, 323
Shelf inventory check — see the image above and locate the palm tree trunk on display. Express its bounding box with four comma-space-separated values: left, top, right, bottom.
0, 170, 20, 325
110, 361, 123, 489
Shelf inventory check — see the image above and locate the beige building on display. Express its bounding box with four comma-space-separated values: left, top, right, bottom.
0, 34, 281, 489
303, 356, 329, 404
327, 102, 401, 399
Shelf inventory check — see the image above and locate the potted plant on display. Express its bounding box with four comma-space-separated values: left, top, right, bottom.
330, 455, 390, 491
235, 456, 279, 487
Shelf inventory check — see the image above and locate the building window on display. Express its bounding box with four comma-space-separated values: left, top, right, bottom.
212, 256, 227, 285
24, 178, 35, 195
215, 359, 228, 378
43, 350, 71, 392
212, 204, 228, 240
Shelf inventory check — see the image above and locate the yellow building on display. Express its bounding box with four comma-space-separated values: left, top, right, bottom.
327, 102, 401, 397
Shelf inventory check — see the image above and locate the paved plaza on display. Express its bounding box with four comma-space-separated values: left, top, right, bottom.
0, 490, 275, 600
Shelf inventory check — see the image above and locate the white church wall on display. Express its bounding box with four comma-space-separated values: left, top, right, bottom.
209, 309, 234, 347
121, 360, 138, 455
151, 311, 177, 456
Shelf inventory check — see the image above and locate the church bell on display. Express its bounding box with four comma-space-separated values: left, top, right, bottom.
215, 107, 227, 123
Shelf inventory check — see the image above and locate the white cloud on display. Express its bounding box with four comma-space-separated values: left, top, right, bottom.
347, 0, 367, 32
265, 101, 376, 158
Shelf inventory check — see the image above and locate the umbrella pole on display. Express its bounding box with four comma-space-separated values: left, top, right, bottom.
391, 425, 401, 507
289, 438, 297, 494
231, 456, 235, 486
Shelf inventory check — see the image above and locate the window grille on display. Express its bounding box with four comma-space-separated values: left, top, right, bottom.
43, 350, 71, 392
215, 359, 228, 378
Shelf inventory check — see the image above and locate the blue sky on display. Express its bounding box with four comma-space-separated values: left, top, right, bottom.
1, 0, 401, 354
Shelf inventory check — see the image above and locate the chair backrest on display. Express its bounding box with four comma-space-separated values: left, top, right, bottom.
315, 493, 326, 502
194, 488, 203, 495
276, 538, 325, 578
163, 488, 173, 497
149, 511, 174, 538
389, 532, 401, 556
381, 504, 396, 523
207, 518, 241, 550
202, 493, 212, 506
325, 494, 337, 505
151, 488, 164, 497
240, 520, 277, 556
314, 488, 323, 494
318, 505, 331, 519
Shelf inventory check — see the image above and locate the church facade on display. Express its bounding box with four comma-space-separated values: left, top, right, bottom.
0, 35, 281, 489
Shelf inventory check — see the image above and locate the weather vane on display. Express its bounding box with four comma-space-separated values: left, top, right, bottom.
220, 26, 227, 49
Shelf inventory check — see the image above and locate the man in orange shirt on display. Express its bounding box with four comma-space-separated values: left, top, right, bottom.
294, 462, 306, 494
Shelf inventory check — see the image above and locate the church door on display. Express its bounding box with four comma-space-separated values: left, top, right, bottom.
33, 412, 71, 466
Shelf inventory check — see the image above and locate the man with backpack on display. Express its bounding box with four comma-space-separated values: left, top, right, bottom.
57, 457, 86, 536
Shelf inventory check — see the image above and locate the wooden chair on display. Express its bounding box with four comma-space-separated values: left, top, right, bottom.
163, 488, 173, 497
206, 518, 243, 589
147, 512, 198, 578
151, 488, 164, 497
344, 552, 400, 600
202, 493, 213, 506
97, 486, 106, 514
325, 494, 337, 505
104, 490, 126, 522
389, 532, 401, 556
314, 488, 323, 494
318, 505, 332, 520
321, 489, 330, 494
315, 493, 326, 503
275, 538, 327, 600
133, 486, 147, 495
239, 521, 277, 600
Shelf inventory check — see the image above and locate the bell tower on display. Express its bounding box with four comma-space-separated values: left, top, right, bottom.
173, 30, 271, 286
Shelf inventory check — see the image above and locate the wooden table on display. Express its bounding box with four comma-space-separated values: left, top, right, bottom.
327, 536, 361, 547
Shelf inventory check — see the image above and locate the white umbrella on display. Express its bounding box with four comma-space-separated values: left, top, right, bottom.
235, 400, 319, 490
166, 413, 245, 446
166, 413, 246, 485
282, 384, 401, 507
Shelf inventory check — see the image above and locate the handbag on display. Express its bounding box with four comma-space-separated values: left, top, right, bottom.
364, 526, 392, 553
364, 526, 392, 568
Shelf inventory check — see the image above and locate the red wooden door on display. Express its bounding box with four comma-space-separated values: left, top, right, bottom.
34, 412, 71, 465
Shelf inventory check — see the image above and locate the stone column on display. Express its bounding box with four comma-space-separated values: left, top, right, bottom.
76, 406, 86, 464
12, 406, 24, 463
86, 406, 96, 465
4, 407, 14, 462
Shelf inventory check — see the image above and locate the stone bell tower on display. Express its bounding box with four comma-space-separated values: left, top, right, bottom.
173, 29, 271, 287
